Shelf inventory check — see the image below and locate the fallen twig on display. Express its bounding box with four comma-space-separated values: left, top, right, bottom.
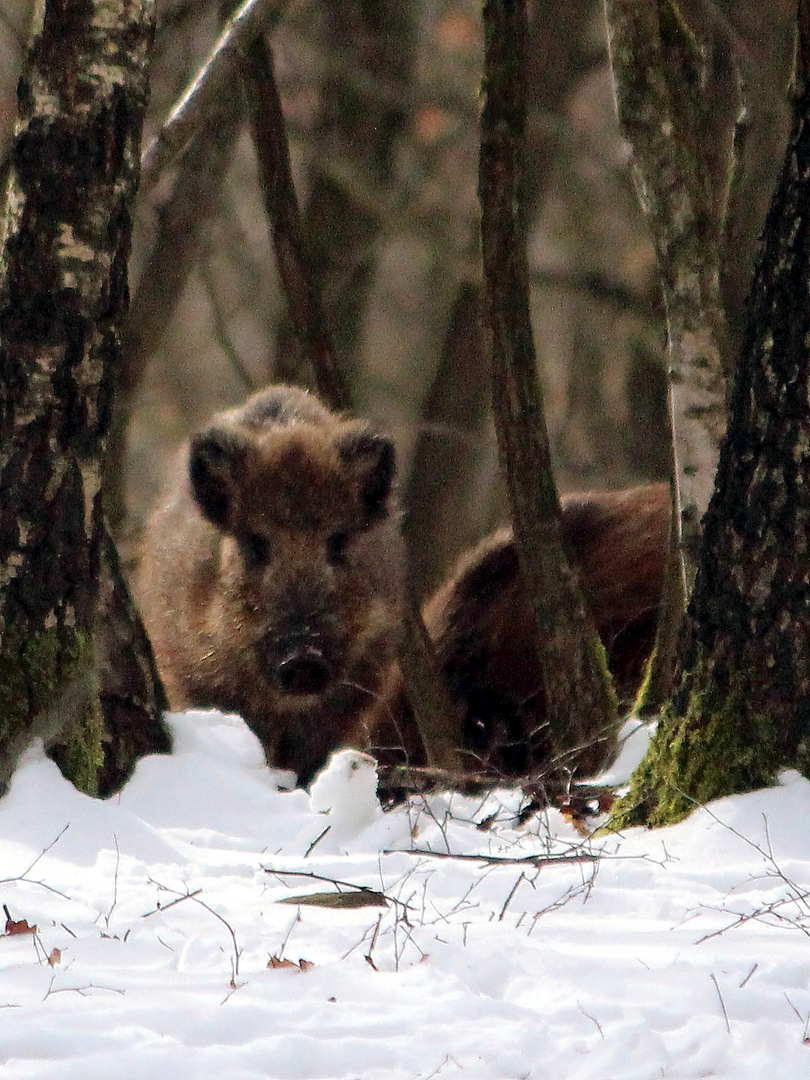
383, 848, 599, 868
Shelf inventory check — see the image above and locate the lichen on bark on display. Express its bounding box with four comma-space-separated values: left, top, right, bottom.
0, 0, 162, 794
612, 656, 782, 829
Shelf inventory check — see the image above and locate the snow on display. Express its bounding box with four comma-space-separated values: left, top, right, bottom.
2, 710, 810, 1079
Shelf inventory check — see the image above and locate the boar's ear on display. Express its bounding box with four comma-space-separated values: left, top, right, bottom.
189, 427, 246, 527
337, 426, 396, 520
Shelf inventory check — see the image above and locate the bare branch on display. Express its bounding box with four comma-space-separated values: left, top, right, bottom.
384, 848, 599, 869
242, 33, 352, 411
140, 0, 290, 194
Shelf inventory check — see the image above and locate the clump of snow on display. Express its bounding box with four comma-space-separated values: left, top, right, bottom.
1, 709, 810, 1078
308, 749, 382, 850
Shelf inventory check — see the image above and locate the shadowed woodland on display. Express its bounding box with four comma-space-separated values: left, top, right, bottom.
0, 0, 808, 821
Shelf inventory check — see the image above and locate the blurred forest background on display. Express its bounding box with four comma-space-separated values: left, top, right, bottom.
0, 0, 797, 601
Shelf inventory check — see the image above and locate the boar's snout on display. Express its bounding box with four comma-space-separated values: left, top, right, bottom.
273, 645, 331, 696
257, 575, 342, 699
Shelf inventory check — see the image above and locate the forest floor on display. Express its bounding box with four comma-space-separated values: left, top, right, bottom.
1, 710, 809, 1078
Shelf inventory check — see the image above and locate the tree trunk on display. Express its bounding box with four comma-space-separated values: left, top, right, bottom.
612, 2, 810, 828
404, 281, 491, 601
603, 0, 729, 587
480, 0, 618, 787
0, 0, 167, 795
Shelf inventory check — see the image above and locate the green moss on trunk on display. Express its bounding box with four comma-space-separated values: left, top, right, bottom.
610, 654, 784, 829
48, 702, 106, 797
0, 628, 102, 794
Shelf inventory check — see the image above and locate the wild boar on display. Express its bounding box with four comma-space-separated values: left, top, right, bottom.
136, 385, 404, 785
367, 483, 670, 782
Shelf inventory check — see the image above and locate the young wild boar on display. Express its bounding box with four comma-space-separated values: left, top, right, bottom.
368, 483, 670, 782
136, 386, 404, 785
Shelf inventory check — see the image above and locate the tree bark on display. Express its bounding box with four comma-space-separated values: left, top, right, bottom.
0, 0, 166, 795
480, 0, 618, 785
106, 100, 242, 534
612, 0, 810, 828
603, 0, 729, 588
242, 33, 352, 412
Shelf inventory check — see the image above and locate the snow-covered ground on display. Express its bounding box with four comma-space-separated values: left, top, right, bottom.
2, 710, 810, 1079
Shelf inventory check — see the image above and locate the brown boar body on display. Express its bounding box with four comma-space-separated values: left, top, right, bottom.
371, 483, 670, 781
136, 386, 404, 786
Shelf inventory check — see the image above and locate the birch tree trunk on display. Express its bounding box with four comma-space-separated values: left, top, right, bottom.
603, 0, 730, 589
0, 0, 165, 794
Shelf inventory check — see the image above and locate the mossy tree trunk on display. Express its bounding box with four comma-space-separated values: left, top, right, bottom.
612, 2, 810, 828
0, 0, 169, 796
480, 0, 618, 788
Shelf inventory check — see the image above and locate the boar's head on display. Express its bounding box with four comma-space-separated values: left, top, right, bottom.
188, 413, 397, 708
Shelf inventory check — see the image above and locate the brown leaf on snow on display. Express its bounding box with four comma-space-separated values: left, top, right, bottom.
268, 955, 313, 973
268, 955, 298, 969
47, 948, 62, 967
4, 917, 36, 936
560, 809, 590, 838
276, 890, 388, 909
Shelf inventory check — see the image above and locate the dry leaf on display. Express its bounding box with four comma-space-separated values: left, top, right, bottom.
47, 948, 62, 967
268, 956, 299, 970
560, 809, 590, 838
4, 917, 36, 936
276, 890, 387, 909
268, 955, 313, 973
476, 813, 498, 832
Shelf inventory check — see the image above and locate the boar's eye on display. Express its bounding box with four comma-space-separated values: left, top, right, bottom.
241, 533, 271, 569
326, 531, 350, 566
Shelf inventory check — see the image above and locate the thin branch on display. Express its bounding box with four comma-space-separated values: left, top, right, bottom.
385, 848, 599, 868
710, 972, 731, 1033
140, 888, 203, 918
146, 879, 242, 979
242, 32, 352, 411
0, 825, 74, 901
140, 0, 290, 194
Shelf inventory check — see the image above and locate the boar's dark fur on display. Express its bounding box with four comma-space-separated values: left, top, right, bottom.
367, 483, 670, 782
136, 386, 404, 785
